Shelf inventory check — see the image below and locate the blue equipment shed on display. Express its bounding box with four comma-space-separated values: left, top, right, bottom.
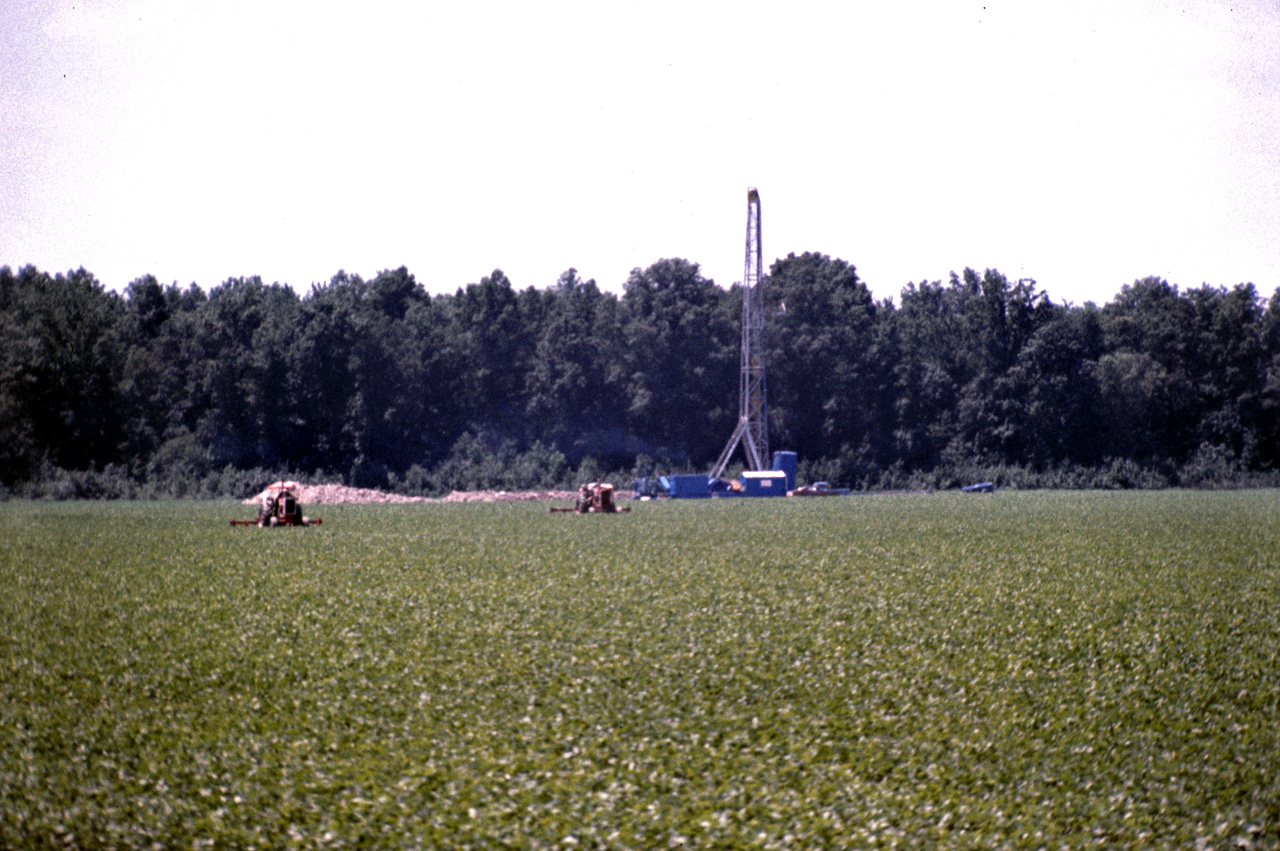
658, 452, 795, 499
660, 474, 714, 498
771, 451, 796, 491
738, 470, 788, 496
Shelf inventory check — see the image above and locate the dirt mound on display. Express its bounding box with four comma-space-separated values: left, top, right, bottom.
438, 489, 578, 503
242, 484, 579, 505
242, 484, 427, 505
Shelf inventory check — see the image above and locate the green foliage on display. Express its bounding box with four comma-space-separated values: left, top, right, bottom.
525, 270, 626, 465
617, 259, 737, 463
0, 266, 126, 482
2, 493, 1279, 847
1177, 444, 1254, 490
767, 252, 889, 463
4, 261, 1280, 493
426, 432, 569, 492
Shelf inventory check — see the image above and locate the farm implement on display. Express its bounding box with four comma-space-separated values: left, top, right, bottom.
231, 480, 322, 527
551, 482, 631, 514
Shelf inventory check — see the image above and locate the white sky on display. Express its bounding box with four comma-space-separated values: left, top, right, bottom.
3, 0, 1278, 306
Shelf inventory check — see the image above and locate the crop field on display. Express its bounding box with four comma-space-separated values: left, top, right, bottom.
1, 492, 1278, 849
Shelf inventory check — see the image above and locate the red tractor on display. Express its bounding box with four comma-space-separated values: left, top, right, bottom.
231, 481, 321, 527
551, 482, 630, 514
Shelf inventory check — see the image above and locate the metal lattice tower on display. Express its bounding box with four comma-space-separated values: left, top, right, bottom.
711, 188, 769, 479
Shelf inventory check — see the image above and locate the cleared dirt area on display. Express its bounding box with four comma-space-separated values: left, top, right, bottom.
242, 484, 579, 505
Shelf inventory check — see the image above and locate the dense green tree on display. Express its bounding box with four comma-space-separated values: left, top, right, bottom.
4, 258, 1279, 493
525, 269, 625, 464
955, 268, 1051, 376
446, 270, 537, 440
189, 276, 303, 469
616, 259, 737, 464
290, 268, 436, 483
888, 279, 966, 470
349, 267, 436, 483
0, 266, 125, 482
1258, 288, 1280, 469
1184, 283, 1267, 463
765, 252, 890, 468
1100, 278, 1202, 462
117, 276, 208, 475
1093, 350, 1179, 462
402, 289, 471, 466
1004, 305, 1105, 465
949, 274, 1064, 464
889, 270, 1068, 470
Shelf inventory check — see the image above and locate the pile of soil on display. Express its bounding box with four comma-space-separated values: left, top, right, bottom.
242, 484, 579, 505
436, 489, 578, 503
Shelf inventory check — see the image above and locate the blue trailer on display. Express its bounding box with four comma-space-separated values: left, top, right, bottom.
736, 470, 788, 496
659, 474, 714, 499
659, 453, 795, 499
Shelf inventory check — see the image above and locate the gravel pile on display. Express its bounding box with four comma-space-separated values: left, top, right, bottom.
438, 489, 578, 503
242, 484, 579, 505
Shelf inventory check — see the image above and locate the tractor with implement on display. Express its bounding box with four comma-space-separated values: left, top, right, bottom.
231, 481, 322, 527
551, 482, 630, 514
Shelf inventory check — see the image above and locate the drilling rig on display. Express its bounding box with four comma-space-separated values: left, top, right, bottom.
710, 188, 769, 479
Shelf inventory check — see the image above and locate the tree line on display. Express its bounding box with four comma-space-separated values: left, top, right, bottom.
3, 255, 1279, 497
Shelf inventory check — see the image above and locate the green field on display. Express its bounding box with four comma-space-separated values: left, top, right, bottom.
2, 492, 1278, 849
